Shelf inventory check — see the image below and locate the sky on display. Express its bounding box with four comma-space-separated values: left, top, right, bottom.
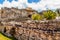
0, 0, 60, 11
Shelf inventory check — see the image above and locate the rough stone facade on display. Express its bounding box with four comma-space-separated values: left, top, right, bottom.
0, 7, 38, 21
0, 20, 60, 40
0, 7, 60, 40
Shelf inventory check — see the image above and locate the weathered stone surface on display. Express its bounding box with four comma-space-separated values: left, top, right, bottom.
0, 20, 60, 40
0, 7, 38, 22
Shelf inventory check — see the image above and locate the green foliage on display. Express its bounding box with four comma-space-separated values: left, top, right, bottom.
43, 10, 56, 20
31, 13, 43, 20
0, 32, 16, 40
0, 33, 12, 40
56, 9, 60, 16
58, 14, 60, 16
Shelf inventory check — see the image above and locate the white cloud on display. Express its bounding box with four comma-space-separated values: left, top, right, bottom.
2, 0, 11, 8
26, 0, 60, 11
0, 0, 60, 11
0, 0, 27, 9
0, 4, 2, 9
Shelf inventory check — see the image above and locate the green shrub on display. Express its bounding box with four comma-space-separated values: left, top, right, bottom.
43, 10, 56, 20
31, 14, 43, 20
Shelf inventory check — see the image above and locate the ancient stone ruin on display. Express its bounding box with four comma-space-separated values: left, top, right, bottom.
0, 20, 60, 40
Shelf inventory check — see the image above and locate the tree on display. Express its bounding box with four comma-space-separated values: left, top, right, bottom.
43, 10, 56, 20
31, 13, 43, 20
55, 9, 60, 16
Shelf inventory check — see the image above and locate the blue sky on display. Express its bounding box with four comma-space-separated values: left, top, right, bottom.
0, 0, 60, 11
7, 0, 18, 2
0, 0, 18, 4
7, 0, 13, 3
0, 0, 40, 4
0, 0, 5, 4
28, 0, 40, 3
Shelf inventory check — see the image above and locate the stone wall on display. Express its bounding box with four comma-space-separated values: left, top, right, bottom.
1, 20, 60, 40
